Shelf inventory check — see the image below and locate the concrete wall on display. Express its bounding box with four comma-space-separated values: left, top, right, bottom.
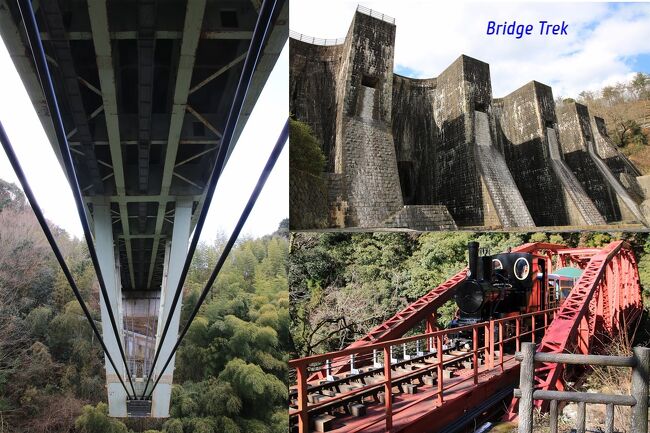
430, 56, 486, 226
391, 75, 438, 205
289, 41, 342, 170
591, 116, 644, 197
494, 81, 571, 226
289, 170, 328, 229
557, 102, 622, 222
333, 11, 404, 227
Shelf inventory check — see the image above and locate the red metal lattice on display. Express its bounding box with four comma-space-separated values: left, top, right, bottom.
533, 241, 642, 397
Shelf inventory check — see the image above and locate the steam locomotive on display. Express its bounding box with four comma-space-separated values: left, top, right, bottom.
450, 242, 568, 349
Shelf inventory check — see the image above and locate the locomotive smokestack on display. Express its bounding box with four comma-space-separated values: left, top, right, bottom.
468, 241, 479, 279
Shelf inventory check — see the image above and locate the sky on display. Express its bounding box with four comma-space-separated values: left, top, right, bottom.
290, 1, 650, 98
0, 36, 288, 241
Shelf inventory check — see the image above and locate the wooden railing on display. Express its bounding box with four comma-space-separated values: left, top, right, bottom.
515, 342, 650, 433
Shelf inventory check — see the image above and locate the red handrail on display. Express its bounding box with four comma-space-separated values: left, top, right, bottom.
289, 308, 558, 433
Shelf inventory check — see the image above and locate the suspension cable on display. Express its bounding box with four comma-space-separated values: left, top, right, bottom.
145, 120, 288, 398
0, 122, 134, 398
140, 0, 282, 397
16, 0, 137, 397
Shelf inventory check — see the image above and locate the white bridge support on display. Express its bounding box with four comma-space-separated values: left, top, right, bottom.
150, 200, 192, 417
94, 202, 127, 416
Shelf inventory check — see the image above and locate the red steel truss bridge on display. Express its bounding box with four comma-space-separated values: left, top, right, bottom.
288, 241, 643, 433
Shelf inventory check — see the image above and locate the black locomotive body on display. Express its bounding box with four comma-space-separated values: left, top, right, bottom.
450, 242, 551, 349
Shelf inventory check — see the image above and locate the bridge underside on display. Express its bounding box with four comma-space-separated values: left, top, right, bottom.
0, 0, 287, 417
1, 0, 287, 291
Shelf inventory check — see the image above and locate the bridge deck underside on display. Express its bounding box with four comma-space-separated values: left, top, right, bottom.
0, 0, 287, 291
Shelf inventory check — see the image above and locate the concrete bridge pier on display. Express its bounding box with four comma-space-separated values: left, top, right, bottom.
150, 200, 193, 417
94, 202, 128, 417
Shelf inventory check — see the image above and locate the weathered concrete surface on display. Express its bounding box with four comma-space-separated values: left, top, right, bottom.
547, 126, 606, 225
391, 75, 438, 205
291, 9, 452, 230
557, 102, 621, 222
494, 81, 605, 226
392, 55, 533, 228
333, 12, 404, 227
430, 55, 485, 226
384, 205, 457, 231
289, 170, 328, 229
557, 102, 647, 224
591, 116, 644, 197
474, 110, 535, 227
290, 41, 342, 170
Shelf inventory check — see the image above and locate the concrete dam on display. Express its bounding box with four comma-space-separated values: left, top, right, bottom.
289, 6, 649, 230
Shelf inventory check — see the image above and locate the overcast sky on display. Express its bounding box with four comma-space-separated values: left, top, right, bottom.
290, 1, 650, 98
0, 37, 288, 241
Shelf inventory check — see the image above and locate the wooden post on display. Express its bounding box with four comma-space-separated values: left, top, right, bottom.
549, 399, 558, 433
631, 347, 650, 433
605, 403, 614, 433
383, 346, 392, 432
296, 364, 309, 433
576, 401, 586, 433
437, 335, 443, 404
518, 343, 535, 433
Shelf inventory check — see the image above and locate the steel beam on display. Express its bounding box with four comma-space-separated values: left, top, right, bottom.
88, 0, 136, 288
188, 52, 246, 95
136, 0, 157, 290
39, 30, 253, 41
147, 0, 206, 288
39, 0, 104, 195
189, 0, 288, 230
86, 194, 202, 204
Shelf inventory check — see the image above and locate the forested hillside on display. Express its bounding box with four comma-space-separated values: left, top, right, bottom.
289, 231, 650, 358
0, 179, 289, 433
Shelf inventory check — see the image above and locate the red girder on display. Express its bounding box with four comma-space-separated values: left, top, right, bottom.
317, 269, 468, 379
348, 242, 565, 353
533, 241, 643, 397
321, 243, 565, 379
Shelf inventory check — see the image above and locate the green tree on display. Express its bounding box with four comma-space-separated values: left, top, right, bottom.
630, 72, 650, 100
289, 119, 326, 175
74, 403, 128, 433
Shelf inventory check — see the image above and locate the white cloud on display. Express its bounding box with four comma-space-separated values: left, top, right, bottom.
290, 1, 650, 98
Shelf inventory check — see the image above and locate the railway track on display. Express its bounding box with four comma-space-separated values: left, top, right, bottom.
289, 346, 495, 431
